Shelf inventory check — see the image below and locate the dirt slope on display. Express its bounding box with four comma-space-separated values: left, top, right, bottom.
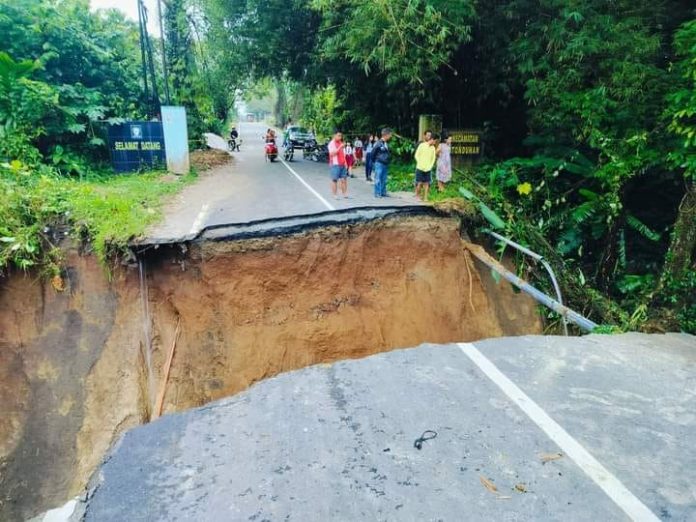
0, 214, 541, 520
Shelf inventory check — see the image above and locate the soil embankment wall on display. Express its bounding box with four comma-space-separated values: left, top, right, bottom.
0, 215, 542, 520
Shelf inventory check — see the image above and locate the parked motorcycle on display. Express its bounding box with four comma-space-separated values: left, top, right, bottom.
302, 139, 317, 159
308, 141, 329, 162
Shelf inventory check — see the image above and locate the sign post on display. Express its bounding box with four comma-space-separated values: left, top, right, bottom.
418, 114, 443, 140
161, 106, 190, 174
448, 129, 483, 168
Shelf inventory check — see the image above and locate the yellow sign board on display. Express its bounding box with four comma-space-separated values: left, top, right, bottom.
114, 141, 162, 151
449, 130, 482, 156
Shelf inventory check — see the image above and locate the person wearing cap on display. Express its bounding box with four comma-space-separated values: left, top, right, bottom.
371, 127, 392, 198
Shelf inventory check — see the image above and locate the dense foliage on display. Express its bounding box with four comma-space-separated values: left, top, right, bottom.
0, 0, 202, 274
0, 0, 146, 169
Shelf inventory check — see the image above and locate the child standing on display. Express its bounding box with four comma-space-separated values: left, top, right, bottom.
345, 142, 355, 177
354, 136, 364, 166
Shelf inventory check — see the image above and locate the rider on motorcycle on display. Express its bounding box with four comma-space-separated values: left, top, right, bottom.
282, 119, 292, 148
228, 126, 240, 152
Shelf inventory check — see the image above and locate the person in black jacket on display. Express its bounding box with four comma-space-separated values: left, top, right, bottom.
372, 127, 392, 198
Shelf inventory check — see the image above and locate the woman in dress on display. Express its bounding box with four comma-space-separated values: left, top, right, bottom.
436, 135, 452, 192
364, 134, 376, 181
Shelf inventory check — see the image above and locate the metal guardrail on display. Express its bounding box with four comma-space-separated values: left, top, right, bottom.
485, 231, 569, 335
465, 233, 598, 333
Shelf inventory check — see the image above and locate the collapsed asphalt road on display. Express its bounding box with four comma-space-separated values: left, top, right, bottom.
83, 333, 696, 521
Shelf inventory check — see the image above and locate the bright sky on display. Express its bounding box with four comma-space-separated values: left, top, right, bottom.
90, 0, 160, 35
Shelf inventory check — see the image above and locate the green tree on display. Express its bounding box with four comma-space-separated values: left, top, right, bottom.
653, 19, 696, 330
0, 0, 145, 166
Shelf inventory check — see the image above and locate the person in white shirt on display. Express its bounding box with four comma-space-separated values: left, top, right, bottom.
354, 137, 364, 166
345, 142, 355, 178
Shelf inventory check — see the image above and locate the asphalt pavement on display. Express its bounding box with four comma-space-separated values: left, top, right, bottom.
144, 122, 421, 244
83, 333, 696, 521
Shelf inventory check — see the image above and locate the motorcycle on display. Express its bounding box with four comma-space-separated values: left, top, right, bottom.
283, 144, 294, 162
309, 141, 329, 162
265, 139, 278, 162
227, 137, 241, 152
302, 139, 317, 159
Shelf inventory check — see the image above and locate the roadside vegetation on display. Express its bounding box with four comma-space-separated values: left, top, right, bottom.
0, 0, 207, 276
0, 0, 694, 333
1, 162, 193, 274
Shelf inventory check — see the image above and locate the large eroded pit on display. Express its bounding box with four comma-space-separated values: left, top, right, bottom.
0, 214, 542, 520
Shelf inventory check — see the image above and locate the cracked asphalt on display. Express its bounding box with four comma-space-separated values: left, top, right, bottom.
84, 333, 696, 521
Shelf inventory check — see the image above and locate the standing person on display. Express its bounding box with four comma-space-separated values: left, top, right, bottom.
364, 134, 375, 182
354, 136, 364, 166
415, 130, 432, 196
436, 135, 452, 192
345, 141, 355, 177
328, 130, 348, 199
414, 133, 437, 201
372, 128, 392, 198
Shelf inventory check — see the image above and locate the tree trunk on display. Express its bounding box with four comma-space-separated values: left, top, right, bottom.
647, 182, 696, 331
595, 217, 623, 293
659, 182, 696, 285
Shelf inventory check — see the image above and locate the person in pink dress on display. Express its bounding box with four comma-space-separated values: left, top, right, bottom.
436, 135, 452, 192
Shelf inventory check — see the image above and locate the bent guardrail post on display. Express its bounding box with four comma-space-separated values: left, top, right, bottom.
485, 230, 569, 336
464, 241, 598, 333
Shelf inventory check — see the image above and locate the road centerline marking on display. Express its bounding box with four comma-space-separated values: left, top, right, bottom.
189, 203, 209, 235
279, 158, 335, 211
458, 342, 659, 522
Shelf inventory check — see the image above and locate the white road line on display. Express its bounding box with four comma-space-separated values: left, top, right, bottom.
189, 203, 209, 235
279, 158, 335, 211
458, 342, 660, 522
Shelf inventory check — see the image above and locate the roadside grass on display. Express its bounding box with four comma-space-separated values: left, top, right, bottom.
387, 161, 476, 202
1, 162, 196, 274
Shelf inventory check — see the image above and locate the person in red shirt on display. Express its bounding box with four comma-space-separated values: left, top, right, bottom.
328, 130, 348, 199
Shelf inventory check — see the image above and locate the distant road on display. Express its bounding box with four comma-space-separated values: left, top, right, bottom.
145, 122, 420, 243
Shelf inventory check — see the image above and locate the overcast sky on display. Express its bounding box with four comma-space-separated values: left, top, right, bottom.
90, 0, 160, 35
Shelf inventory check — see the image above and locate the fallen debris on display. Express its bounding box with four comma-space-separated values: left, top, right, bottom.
480, 476, 498, 494
514, 483, 528, 493
540, 452, 564, 463
413, 430, 438, 450
190, 149, 232, 171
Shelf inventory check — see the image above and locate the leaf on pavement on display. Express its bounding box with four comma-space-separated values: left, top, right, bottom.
540, 452, 563, 463
480, 476, 498, 494
514, 483, 527, 493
